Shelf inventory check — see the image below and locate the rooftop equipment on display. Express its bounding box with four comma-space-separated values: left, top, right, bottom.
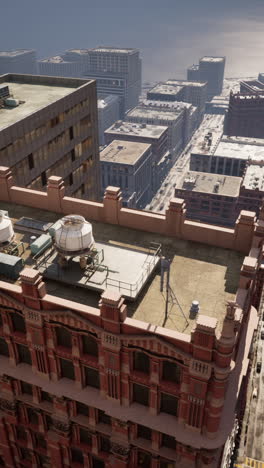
0, 211, 14, 248
0, 253, 24, 280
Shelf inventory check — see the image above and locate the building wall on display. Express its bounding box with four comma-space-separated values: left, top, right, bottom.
0, 50, 37, 75
0, 75, 100, 201
38, 60, 85, 78
190, 153, 247, 177
225, 92, 264, 139
198, 58, 225, 97
98, 97, 120, 146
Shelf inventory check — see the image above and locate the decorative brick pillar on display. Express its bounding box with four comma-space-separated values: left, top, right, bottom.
165, 197, 186, 237
239, 256, 257, 291
47, 176, 65, 213
0, 166, 13, 202
19, 268, 46, 310
100, 290, 127, 334
47, 435, 64, 468
234, 210, 256, 254
191, 315, 217, 362
103, 186, 122, 225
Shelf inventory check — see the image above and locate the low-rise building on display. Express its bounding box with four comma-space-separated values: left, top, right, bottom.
38, 55, 85, 78
104, 120, 169, 191
174, 171, 241, 226
98, 95, 120, 146
100, 140, 152, 208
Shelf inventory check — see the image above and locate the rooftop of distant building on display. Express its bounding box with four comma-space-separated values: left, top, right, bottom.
100, 139, 151, 165
0, 74, 91, 131
65, 49, 90, 55
97, 94, 119, 109
243, 164, 264, 191
166, 79, 207, 88
0, 49, 35, 57
200, 56, 225, 63
0, 201, 243, 335
175, 171, 241, 197
105, 120, 168, 139
188, 64, 199, 70
139, 99, 192, 111
126, 106, 183, 121
90, 46, 138, 54
38, 56, 72, 64
148, 83, 183, 95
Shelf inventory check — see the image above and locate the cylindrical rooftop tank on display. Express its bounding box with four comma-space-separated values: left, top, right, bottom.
0, 211, 14, 247
54, 215, 94, 256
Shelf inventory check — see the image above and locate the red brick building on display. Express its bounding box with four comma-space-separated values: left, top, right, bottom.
0, 168, 262, 468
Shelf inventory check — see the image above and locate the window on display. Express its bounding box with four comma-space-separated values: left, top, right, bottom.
80, 427, 92, 445
39, 455, 50, 467
71, 448, 84, 464
162, 361, 181, 384
17, 344, 32, 365
35, 433, 47, 449
45, 414, 53, 430
27, 407, 39, 425
82, 335, 98, 356
98, 410, 111, 425
69, 126, 74, 140
20, 447, 32, 461
160, 393, 178, 416
11, 312, 26, 333
60, 358, 75, 380
41, 171, 47, 186
160, 459, 174, 468
137, 424, 152, 440
84, 366, 100, 389
17, 426, 27, 441
41, 391, 53, 403
28, 153, 34, 170
76, 402, 89, 416
133, 383, 149, 406
71, 149, 76, 161
133, 351, 150, 374
56, 327, 72, 348
138, 450, 151, 467
81, 183, 85, 195
161, 433, 176, 450
0, 337, 9, 357
100, 436, 111, 453
92, 457, 105, 468
69, 173, 73, 186
21, 381, 33, 395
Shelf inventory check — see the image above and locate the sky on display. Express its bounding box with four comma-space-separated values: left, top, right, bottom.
1, 0, 264, 81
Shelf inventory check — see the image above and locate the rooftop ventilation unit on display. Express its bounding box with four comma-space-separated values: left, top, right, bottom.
0, 211, 14, 249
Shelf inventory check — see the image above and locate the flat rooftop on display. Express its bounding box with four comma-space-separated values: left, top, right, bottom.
90, 47, 138, 54
126, 106, 182, 122
243, 165, 264, 191
39, 56, 71, 63
193, 133, 264, 161
148, 84, 183, 95
139, 99, 192, 111
192, 128, 224, 155
0, 202, 243, 335
200, 56, 225, 63
100, 140, 151, 164
0, 76, 90, 131
105, 121, 168, 139
0, 49, 35, 57
175, 171, 242, 197
167, 79, 207, 88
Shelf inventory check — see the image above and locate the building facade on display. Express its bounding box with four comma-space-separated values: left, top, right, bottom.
38, 56, 86, 78
0, 50, 37, 75
225, 91, 264, 139
187, 65, 200, 82
104, 121, 169, 191
0, 74, 100, 200
98, 95, 120, 146
85, 47, 142, 117
198, 57, 225, 98
0, 169, 262, 468
100, 140, 152, 208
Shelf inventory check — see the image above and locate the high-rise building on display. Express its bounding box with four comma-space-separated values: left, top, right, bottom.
0, 74, 100, 200
187, 64, 200, 81
0, 49, 37, 75
225, 91, 264, 139
85, 47, 142, 116
38, 56, 86, 78
98, 95, 120, 146
198, 56, 225, 98
0, 167, 261, 468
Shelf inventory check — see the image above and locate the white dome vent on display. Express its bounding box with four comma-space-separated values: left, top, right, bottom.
0, 211, 14, 247
54, 215, 94, 257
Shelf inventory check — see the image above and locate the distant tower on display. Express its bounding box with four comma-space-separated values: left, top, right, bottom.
199, 56, 226, 98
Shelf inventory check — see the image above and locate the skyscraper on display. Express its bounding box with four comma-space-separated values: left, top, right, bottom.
0, 49, 37, 75
198, 56, 225, 98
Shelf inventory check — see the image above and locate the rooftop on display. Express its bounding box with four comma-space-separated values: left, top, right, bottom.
98, 94, 119, 109
243, 165, 264, 191
175, 171, 242, 197
0, 75, 91, 131
200, 56, 225, 63
65, 49, 89, 55
90, 47, 138, 54
100, 140, 151, 164
105, 120, 168, 139
148, 84, 183, 96
0, 49, 35, 57
192, 127, 224, 155
139, 99, 192, 111
188, 64, 199, 70
0, 201, 243, 335
126, 106, 183, 122
39, 56, 72, 63
167, 79, 207, 88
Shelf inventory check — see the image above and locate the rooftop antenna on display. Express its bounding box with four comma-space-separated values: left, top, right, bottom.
160, 257, 189, 330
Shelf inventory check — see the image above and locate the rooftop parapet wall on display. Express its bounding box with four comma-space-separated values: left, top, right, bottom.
0, 166, 257, 254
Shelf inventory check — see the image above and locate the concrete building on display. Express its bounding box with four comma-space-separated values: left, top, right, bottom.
0, 49, 37, 75
190, 134, 264, 177
0, 167, 262, 468
0, 74, 100, 200
85, 47, 142, 116
38, 56, 86, 78
225, 91, 264, 139
125, 100, 194, 160
198, 57, 225, 98
174, 170, 241, 226
187, 64, 200, 81
104, 121, 169, 191
98, 95, 120, 146
100, 140, 152, 208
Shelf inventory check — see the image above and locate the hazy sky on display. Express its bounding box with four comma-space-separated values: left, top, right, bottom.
1, 0, 264, 81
